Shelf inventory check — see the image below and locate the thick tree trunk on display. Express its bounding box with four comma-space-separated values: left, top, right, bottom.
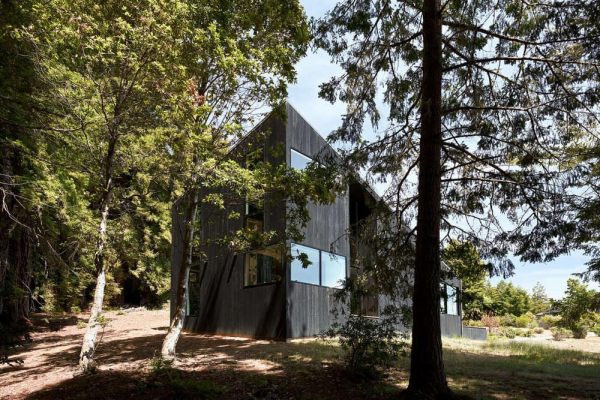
406, 0, 450, 398
78, 199, 110, 373
161, 189, 198, 359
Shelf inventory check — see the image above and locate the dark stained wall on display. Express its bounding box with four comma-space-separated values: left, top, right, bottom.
285, 103, 351, 338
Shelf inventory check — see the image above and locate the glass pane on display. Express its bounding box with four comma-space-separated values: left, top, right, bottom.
187, 269, 201, 316
291, 243, 320, 285
291, 149, 312, 170
244, 246, 282, 286
321, 251, 346, 288
440, 283, 447, 314
446, 285, 458, 315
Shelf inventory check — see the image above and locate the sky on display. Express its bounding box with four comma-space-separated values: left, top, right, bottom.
285, 0, 599, 299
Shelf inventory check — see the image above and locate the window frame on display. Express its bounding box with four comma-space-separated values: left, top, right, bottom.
289, 242, 347, 289
243, 245, 284, 288
290, 148, 313, 170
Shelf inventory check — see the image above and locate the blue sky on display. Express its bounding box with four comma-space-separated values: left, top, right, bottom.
286, 0, 599, 299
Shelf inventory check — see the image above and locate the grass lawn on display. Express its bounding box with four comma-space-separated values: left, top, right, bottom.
1, 309, 599, 399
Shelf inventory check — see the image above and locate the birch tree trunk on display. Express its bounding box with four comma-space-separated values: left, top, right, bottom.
161, 189, 198, 359
79, 136, 116, 373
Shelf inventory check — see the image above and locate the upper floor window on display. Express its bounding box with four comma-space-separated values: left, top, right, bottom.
291, 148, 312, 170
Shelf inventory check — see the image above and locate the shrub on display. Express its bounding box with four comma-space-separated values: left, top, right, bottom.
539, 315, 561, 329
591, 325, 600, 336
497, 327, 517, 339
515, 312, 537, 328
571, 324, 588, 339
322, 312, 407, 378
533, 327, 544, 334
481, 314, 500, 332
149, 356, 174, 373
499, 314, 517, 327
551, 327, 570, 341
464, 319, 485, 328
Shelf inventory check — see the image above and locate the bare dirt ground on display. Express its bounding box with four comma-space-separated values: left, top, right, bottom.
1, 309, 599, 400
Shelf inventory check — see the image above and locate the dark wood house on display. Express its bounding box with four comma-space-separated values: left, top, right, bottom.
171, 102, 481, 340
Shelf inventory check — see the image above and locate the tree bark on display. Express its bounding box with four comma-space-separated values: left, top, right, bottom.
161, 188, 198, 359
79, 135, 116, 373
406, 0, 450, 398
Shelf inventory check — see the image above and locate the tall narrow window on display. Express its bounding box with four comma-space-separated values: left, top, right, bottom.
321, 251, 346, 288
290, 243, 320, 285
186, 267, 201, 316
244, 246, 283, 286
291, 149, 312, 170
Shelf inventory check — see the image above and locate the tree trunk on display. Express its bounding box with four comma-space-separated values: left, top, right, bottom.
161, 189, 198, 359
79, 136, 116, 373
406, 0, 450, 398
78, 198, 110, 373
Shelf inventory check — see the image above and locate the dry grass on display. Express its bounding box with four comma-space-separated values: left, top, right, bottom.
1, 309, 599, 400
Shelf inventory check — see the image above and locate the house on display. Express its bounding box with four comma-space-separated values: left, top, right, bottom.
170, 102, 484, 340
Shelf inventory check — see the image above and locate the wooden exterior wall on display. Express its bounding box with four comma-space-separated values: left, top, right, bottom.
284, 103, 351, 338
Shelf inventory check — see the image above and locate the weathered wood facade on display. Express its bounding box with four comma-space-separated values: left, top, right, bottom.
171, 102, 476, 340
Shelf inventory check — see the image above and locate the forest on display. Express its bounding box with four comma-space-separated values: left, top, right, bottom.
2, 0, 600, 399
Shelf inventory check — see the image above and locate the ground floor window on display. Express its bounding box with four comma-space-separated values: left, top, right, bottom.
186, 267, 201, 316
244, 246, 283, 286
290, 243, 347, 288
440, 283, 459, 315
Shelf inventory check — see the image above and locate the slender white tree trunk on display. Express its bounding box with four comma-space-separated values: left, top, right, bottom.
161, 190, 198, 359
79, 199, 111, 372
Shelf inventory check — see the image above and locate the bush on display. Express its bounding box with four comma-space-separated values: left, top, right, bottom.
539, 315, 561, 329
464, 319, 485, 328
496, 327, 517, 339
481, 314, 500, 332
533, 327, 544, 334
591, 325, 600, 336
499, 314, 517, 327
571, 324, 588, 339
515, 312, 537, 328
322, 313, 407, 378
551, 327, 570, 341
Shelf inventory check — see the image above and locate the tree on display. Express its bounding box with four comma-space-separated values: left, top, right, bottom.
485, 281, 530, 317
159, 1, 311, 359
26, 0, 204, 372
314, 0, 600, 396
442, 241, 489, 319
530, 282, 551, 314
559, 278, 598, 329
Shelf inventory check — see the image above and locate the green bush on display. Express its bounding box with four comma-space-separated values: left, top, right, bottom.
515, 312, 537, 328
551, 327, 570, 341
571, 324, 588, 339
464, 319, 485, 328
539, 315, 561, 329
499, 314, 517, 327
322, 312, 407, 378
591, 325, 600, 336
496, 327, 517, 339
533, 327, 544, 334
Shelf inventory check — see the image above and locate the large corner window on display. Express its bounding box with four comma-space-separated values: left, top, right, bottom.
440, 283, 459, 315
291, 148, 312, 170
321, 251, 347, 288
290, 243, 347, 288
290, 243, 320, 285
186, 267, 201, 316
244, 246, 283, 286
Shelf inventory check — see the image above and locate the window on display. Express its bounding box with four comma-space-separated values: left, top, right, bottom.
290, 243, 320, 285
186, 267, 201, 316
440, 283, 459, 315
321, 251, 346, 288
291, 149, 312, 170
244, 246, 283, 286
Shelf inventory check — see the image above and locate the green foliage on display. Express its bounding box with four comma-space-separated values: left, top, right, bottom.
571, 324, 588, 339
530, 283, 551, 315
559, 278, 598, 331
483, 281, 531, 317
551, 327, 571, 341
322, 310, 407, 379
514, 312, 537, 329
496, 327, 517, 339
442, 241, 489, 320
538, 315, 562, 329
149, 356, 174, 373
